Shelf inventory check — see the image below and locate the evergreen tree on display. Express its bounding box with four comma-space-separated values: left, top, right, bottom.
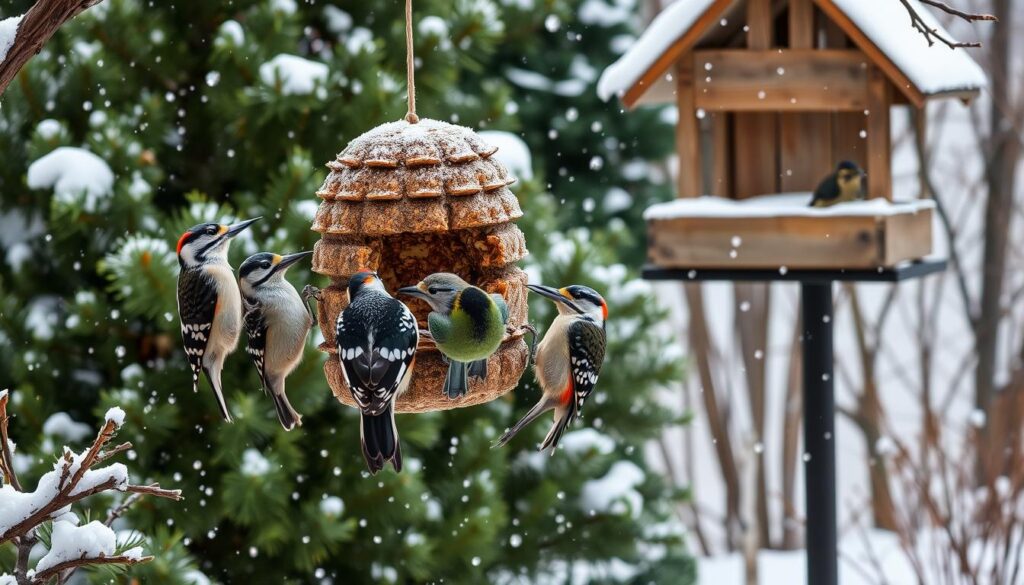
0, 0, 692, 582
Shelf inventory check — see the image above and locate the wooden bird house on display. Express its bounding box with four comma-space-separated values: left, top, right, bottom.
311, 119, 531, 413
599, 0, 985, 269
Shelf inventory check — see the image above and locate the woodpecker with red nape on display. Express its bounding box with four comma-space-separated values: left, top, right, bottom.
176, 217, 260, 422
239, 250, 314, 431
336, 271, 419, 474
495, 284, 607, 452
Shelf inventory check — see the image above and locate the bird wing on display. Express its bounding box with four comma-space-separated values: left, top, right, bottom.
490, 293, 510, 325
242, 294, 269, 391
337, 298, 418, 415
177, 268, 217, 392
427, 311, 451, 345
567, 317, 606, 415
810, 174, 839, 206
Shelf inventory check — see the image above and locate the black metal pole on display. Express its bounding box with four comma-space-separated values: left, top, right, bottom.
801, 282, 837, 585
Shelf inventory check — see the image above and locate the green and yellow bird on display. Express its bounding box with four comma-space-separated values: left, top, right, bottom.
809, 160, 865, 208
398, 273, 508, 399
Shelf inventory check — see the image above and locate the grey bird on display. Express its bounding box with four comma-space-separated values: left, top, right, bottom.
238, 251, 314, 431
809, 160, 865, 208
495, 285, 607, 452
336, 271, 419, 474
175, 217, 260, 422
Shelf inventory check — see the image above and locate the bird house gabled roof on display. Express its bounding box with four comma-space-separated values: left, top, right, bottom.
597, 0, 987, 109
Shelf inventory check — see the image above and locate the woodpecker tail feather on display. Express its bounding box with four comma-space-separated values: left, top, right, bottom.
444, 361, 470, 399
360, 405, 401, 474
270, 386, 302, 431
493, 397, 557, 448
201, 362, 233, 423
468, 358, 488, 380
540, 403, 578, 453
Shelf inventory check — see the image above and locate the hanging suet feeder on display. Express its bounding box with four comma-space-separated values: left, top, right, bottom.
310, 1, 530, 413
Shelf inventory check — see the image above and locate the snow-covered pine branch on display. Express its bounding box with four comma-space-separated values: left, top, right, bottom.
0, 391, 180, 585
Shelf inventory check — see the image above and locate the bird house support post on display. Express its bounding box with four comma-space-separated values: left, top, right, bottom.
801, 282, 837, 585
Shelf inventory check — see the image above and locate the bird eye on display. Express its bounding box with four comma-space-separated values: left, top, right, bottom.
206, 226, 217, 235
261, 262, 271, 269
427, 287, 438, 295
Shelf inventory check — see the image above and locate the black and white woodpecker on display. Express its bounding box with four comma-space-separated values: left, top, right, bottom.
175, 217, 260, 422
336, 271, 419, 474
809, 160, 865, 208
495, 284, 607, 452
238, 250, 314, 431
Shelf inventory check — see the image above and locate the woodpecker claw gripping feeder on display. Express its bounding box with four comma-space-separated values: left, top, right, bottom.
310, 0, 530, 413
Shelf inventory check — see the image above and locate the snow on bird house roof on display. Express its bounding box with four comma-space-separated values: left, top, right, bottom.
597, 0, 987, 108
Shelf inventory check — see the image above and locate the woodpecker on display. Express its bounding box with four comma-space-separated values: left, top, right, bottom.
810, 160, 865, 208
176, 217, 260, 422
336, 271, 419, 474
495, 284, 607, 452
238, 250, 314, 431
398, 273, 508, 399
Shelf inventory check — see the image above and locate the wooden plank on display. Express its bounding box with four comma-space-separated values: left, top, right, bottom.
732, 112, 778, 198
812, 0, 925, 107
882, 207, 932, 264
747, 0, 773, 49
831, 111, 867, 167
648, 214, 882, 269
693, 49, 870, 112
710, 112, 731, 196
866, 66, 892, 199
789, 0, 815, 49
622, 0, 734, 108
780, 113, 832, 192
676, 58, 701, 198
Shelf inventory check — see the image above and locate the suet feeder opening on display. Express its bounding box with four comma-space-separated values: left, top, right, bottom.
310, 119, 531, 413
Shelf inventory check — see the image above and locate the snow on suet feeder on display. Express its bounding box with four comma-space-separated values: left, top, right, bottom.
598, 0, 986, 270
310, 120, 531, 413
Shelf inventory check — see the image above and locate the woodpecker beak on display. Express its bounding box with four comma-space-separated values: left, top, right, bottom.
527, 284, 583, 314
273, 250, 312, 273
224, 217, 261, 238
397, 284, 428, 300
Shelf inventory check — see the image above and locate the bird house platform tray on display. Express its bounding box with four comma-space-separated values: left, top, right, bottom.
644, 194, 934, 270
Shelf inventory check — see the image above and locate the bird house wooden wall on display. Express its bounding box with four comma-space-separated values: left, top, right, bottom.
676, 0, 894, 201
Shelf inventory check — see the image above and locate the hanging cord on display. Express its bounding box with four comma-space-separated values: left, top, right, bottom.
404, 0, 419, 123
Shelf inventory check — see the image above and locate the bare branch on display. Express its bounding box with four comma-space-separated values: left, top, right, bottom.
0, 391, 23, 492
30, 553, 154, 584
918, 0, 997, 22
897, 0, 991, 49
0, 0, 109, 95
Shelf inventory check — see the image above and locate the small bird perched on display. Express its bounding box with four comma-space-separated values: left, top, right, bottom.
238, 251, 314, 431
176, 217, 260, 422
336, 271, 419, 474
495, 284, 607, 452
398, 273, 508, 399
809, 160, 865, 208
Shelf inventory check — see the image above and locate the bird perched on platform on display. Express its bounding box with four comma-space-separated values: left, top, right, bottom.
238, 251, 314, 431
495, 284, 607, 452
809, 160, 865, 208
398, 273, 508, 399
336, 271, 419, 474
176, 217, 260, 422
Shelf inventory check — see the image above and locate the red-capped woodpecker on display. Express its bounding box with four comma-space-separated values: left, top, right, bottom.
238, 251, 314, 431
495, 284, 607, 452
175, 217, 260, 422
336, 271, 419, 474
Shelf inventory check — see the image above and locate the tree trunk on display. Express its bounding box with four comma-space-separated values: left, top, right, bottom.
781, 316, 803, 550
975, 0, 1019, 480
685, 283, 744, 550
734, 283, 772, 548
